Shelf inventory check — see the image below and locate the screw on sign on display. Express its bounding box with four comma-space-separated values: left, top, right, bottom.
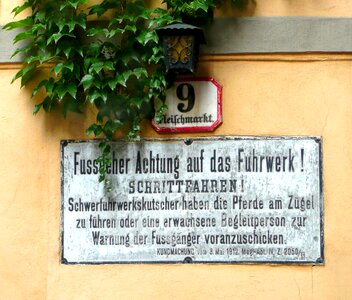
152, 77, 222, 133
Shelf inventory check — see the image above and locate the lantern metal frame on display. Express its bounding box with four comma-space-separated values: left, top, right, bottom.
156, 23, 206, 75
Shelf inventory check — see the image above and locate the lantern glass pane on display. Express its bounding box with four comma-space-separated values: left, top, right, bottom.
165, 35, 193, 64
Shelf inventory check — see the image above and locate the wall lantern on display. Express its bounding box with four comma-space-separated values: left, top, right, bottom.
156, 23, 206, 75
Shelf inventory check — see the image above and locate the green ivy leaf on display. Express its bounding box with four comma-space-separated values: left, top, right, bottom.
80, 74, 94, 91
57, 82, 77, 99
33, 95, 58, 114
116, 70, 133, 87
185, 0, 210, 12
87, 28, 109, 37
33, 102, 42, 115
31, 23, 46, 33
11, 44, 33, 58
120, 51, 140, 66
32, 79, 49, 97
106, 77, 119, 90
42, 96, 54, 112
109, 15, 134, 26
89, 62, 105, 74
46, 78, 55, 95
57, 19, 67, 33
104, 121, 121, 136
86, 41, 102, 56
126, 1, 147, 16
25, 55, 47, 64
56, 39, 82, 58
136, 31, 158, 46
64, 62, 75, 73
52, 63, 63, 76
47, 33, 75, 45
87, 88, 107, 103
107, 28, 123, 38
36, 36, 47, 52
52, 62, 74, 76
67, 13, 87, 32
67, 83, 78, 99
133, 67, 148, 79
11, 64, 36, 84
130, 94, 148, 109
125, 24, 137, 33
86, 123, 103, 136
12, 2, 31, 17
13, 31, 36, 43
60, 0, 88, 11
3, 17, 33, 30
89, 5, 106, 17
104, 61, 115, 71
147, 46, 164, 64
34, 11, 46, 23
61, 45, 73, 58
148, 11, 177, 28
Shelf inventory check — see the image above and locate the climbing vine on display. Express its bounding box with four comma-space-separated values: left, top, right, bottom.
4, 0, 249, 189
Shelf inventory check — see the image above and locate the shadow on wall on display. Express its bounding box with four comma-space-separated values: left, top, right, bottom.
215, 0, 257, 17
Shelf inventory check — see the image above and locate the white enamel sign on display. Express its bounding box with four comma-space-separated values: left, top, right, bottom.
152, 77, 222, 133
61, 137, 323, 264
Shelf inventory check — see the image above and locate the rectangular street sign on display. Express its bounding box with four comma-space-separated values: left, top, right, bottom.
152, 77, 222, 133
61, 137, 323, 264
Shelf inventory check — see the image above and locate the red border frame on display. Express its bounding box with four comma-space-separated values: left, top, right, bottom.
152, 77, 222, 133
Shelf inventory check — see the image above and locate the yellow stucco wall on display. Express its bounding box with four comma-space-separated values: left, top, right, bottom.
3, 0, 352, 22
1, 1, 352, 300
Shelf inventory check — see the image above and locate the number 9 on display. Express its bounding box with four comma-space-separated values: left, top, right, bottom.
176, 83, 195, 113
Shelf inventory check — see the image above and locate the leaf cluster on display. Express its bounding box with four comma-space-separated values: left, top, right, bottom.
4, 0, 248, 189
4, 0, 176, 185
163, 0, 250, 26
